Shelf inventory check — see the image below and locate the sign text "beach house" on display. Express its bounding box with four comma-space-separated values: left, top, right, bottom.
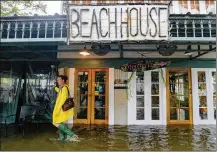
69, 4, 169, 42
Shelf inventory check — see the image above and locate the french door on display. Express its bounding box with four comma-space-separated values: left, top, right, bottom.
74, 69, 109, 125
166, 68, 193, 124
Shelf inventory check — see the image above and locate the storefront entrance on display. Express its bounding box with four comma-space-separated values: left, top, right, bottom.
166, 68, 193, 124
74, 69, 109, 125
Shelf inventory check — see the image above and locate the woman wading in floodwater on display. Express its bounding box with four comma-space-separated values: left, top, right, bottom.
52, 75, 79, 142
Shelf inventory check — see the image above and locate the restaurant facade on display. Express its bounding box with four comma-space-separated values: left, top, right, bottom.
0, 0, 216, 127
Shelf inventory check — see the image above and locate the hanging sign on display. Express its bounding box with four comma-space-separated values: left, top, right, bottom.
120, 60, 171, 72
68, 4, 169, 42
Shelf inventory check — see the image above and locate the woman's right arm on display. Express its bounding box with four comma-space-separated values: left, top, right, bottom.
54, 87, 60, 93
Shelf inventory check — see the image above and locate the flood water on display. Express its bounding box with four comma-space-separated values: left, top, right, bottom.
1, 124, 216, 151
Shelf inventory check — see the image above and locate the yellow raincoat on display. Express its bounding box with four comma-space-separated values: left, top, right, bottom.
52, 85, 74, 124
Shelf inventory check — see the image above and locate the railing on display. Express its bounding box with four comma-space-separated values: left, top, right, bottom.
1, 14, 216, 43
0, 15, 67, 43
169, 14, 216, 42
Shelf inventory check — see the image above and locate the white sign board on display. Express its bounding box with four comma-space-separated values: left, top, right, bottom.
68, 4, 169, 42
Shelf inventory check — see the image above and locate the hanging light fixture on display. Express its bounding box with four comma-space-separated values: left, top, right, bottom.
79, 46, 90, 56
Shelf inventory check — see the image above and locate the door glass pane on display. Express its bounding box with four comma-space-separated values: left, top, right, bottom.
136, 83, 144, 95
95, 83, 105, 95
169, 72, 178, 95
137, 108, 144, 120
151, 84, 159, 95
170, 96, 177, 107
95, 96, 105, 107
170, 108, 178, 120
178, 108, 189, 120
77, 108, 88, 119
79, 95, 88, 107
77, 71, 89, 119
137, 96, 144, 107
197, 71, 208, 120
152, 108, 159, 120
95, 108, 105, 120
95, 71, 106, 82
198, 72, 206, 82
152, 96, 159, 107
199, 108, 208, 119
180, 96, 189, 107
78, 72, 88, 83
151, 72, 159, 82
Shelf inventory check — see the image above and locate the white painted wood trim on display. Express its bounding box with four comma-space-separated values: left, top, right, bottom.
109, 68, 115, 125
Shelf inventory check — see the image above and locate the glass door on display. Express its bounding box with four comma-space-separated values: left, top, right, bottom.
74, 69, 109, 125
91, 69, 109, 124
74, 69, 91, 124
166, 68, 193, 124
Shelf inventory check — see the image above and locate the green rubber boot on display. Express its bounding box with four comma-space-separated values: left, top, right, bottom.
56, 129, 65, 141
58, 123, 79, 142
58, 123, 74, 136
65, 134, 80, 142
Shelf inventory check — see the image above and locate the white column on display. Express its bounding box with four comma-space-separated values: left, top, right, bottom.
109, 68, 115, 125
161, 68, 167, 125
128, 72, 136, 125
68, 68, 75, 97
191, 68, 198, 124
145, 71, 151, 121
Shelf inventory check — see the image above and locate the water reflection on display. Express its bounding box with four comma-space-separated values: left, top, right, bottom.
1, 125, 216, 151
